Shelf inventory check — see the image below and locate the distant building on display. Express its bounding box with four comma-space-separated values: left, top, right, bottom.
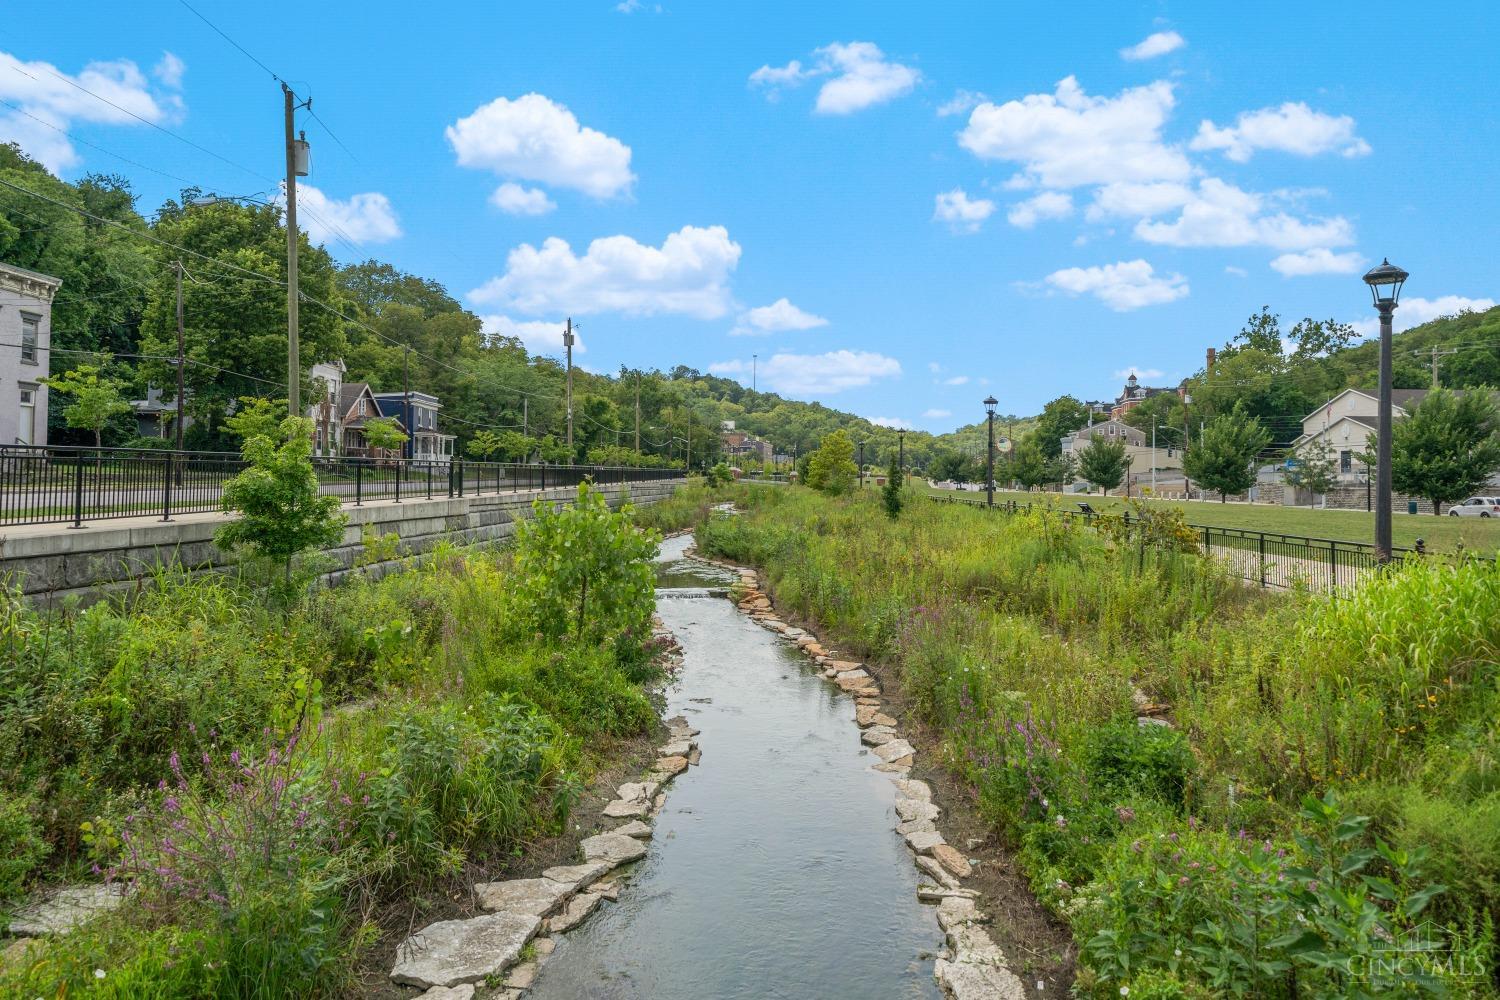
1, 261, 62, 447
1290, 388, 1435, 482
373, 391, 455, 465
1109, 372, 1173, 420
337, 382, 396, 458
130, 387, 189, 440
308, 359, 347, 457
721, 428, 772, 464
1061, 418, 1182, 476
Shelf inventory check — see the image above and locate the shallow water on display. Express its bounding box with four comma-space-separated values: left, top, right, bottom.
527, 535, 944, 1000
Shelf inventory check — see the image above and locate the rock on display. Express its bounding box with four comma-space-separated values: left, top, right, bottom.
835, 675, 873, 692
390, 912, 540, 989
504, 961, 539, 989
593, 880, 621, 901
849, 686, 882, 699
655, 755, 689, 776
7, 884, 126, 937
664, 717, 699, 738
875, 757, 913, 773
917, 885, 980, 902
916, 855, 960, 890
905, 830, 946, 854
783, 627, 807, 639
547, 891, 602, 934
874, 739, 916, 762
936, 896, 986, 931
473, 878, 574, 917
934, 957, 1027, 999
828, 659, 863, 672
418, 985, 476, 1000
615, 819, 653, 839
855, 704, 882, 727
948, 924, 1007, 965
616, 781, 657, 803
804, 643, 826, 658
686, 747, 702, 766
659, 739, 693, 757
871, 713, 899, 728
896, 798, 941, 823
533, 936, 556, 957
861, 727, 899, 747
855, 696, 882, 707
541, 863, 609, 889
897, 818, 937, 836
932, 843, 974, 879
580, 832, 648, 868
896, 779, 933, 802
0, 937, 46, 971
602, 797, 650, 818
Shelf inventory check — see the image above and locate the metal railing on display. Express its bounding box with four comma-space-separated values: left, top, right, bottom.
0, 444, 682, 529
927, 494, 1480, 591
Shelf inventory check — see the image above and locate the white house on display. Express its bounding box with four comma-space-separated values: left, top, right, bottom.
308, 359, 347, 457
1290, 387, 1432, 482
1061, 418, 1183, 477
0, 261, 62, 447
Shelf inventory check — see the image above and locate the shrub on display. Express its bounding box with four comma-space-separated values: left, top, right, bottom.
0, 792, 49, 903
1084, 720, 1196, 809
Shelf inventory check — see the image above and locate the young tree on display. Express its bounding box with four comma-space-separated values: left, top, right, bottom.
1183, 403, 1272, 502
1286, 436, 1339, 499
881, 453, 904, 519
466, 429, 504, 460
1077, 436, 1129, 494
41, 363, 131, 448
805, 429, 858, 495
1012, 436, 1050, 490
1375, 388, 1500, 515
362, 416, 409, 457
215, 416, 347, 584
223, 396, 285, 444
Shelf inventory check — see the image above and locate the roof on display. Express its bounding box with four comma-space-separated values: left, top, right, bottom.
0, 260, 64, 291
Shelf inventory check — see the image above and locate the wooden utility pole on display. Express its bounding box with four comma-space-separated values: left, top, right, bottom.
402, 344, 411, 460
564, 318, 575, 458
282, 83, 301, 416
174, 260, 185, 451
1430, 345, 1458, 388
522, 396, 528, 441
634, 372, 640, 452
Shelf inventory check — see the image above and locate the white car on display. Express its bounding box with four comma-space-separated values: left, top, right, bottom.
1449, 496, 1500, 517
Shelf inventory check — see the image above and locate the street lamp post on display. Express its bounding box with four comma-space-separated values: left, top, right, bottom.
897, 429, 906, 481
984, 396, 998, 508
858, 441, 866, 488
1363, 258, 1408, 563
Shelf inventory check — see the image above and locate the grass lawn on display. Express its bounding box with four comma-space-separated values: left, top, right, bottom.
903, 481, 1500, 554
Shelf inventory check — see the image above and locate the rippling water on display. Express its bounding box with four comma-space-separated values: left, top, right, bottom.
526, 534, 943, 1000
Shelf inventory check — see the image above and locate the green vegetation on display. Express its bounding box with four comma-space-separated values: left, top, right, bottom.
1183, 403, 1273, 501
361, 415, 409, 454
40, 363, 132, 449
806, 429, 858, 496
0, 484, 662, 996
882, 454, 905, 520
1077, 436, 1128, 494
692, 486, 1498, 997
1379, 388, 1500, 516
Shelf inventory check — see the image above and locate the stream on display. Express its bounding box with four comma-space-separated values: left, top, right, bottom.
526, 533, 946, 999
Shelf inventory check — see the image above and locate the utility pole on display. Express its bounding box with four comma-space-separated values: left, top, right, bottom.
634, 372, 641, 453
522, 396, 528, 442
282, 83, 309, 417
752, 353, 757, 393
174, 260, 185, 451
1430, 345, 1458, 388
402, 344, 411, 460
898, 429, 905, 480
1150, 420, 1156, 493
564, 317, 575, 459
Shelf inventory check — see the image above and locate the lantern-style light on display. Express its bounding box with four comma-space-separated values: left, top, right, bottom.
1362, 258, 1408, 308
983, 395, 998, 415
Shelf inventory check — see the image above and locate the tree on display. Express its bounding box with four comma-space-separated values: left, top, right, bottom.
223, 396, 285, 443
362, 416, 409, 456
1077, 436, 1129, 494
1031, 396, 1091, 459
1376, 388, 1500, 515
1286, 437, 1338, 498
41, 363, 132, 448
881, 453, 904, 519
1184, 403, 1271, 501
215, 416, 347, 585
1012, 436, 1050, 490
805, 429, 858, 495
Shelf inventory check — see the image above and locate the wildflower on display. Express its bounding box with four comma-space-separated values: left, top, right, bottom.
1174, 948, 1182, 957
94, 969, 106, 980
1121, 988, 1130, 996
1115, 806, 1135, 824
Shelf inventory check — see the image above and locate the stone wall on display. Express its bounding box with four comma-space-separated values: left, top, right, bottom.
0, 479, 683, 606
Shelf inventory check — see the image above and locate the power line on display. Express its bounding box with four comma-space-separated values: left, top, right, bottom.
175, 0, 283, 83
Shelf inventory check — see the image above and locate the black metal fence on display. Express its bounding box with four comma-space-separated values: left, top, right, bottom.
0, 444, 682, 529
927, 494, 1456, 592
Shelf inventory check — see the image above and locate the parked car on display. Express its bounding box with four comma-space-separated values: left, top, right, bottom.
1449, 496, 1500, 517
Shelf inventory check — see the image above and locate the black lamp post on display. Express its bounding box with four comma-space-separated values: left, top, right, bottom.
858, 440, 866, 488
897, 429, 906, 481
984, 395, 999, 508
1363, 257, 1408, 563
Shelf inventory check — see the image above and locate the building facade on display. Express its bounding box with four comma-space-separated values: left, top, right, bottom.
1061, 418, 1183, 476
373, 391, 455, 465
1290, 388, 1432, 482
1108, 372, 1173, 420
0, 262, 62, 447
308, 359, 347, 457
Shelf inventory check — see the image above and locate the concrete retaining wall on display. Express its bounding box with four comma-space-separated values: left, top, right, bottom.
0, 479, 684, 606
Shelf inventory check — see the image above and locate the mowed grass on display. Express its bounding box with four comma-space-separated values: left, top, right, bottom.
909, 482, 1500, 554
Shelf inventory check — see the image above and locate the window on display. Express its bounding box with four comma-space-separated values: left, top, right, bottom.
20, 313, 40, 364
1340, 450, 1352, 474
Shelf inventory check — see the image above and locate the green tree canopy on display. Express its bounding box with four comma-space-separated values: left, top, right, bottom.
41, 363, 132, 448
1184, 403, 1272, 501
805, 429, 858, 495
1376, 388, 1500, 515
1077, 436, 1129, 494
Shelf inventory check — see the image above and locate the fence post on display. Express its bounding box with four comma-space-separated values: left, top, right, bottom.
354, 461, 363, 506
1258, 532, 1266, 588
160, 453, 173, 522
1329, 542, 1338, 590
1202, 525, 1210, 552
69, 450, 86, 529
394, 458, 402, 504
457, 459, 465, 497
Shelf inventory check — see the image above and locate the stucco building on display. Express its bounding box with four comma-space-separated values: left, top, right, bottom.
0, 262, 62, 447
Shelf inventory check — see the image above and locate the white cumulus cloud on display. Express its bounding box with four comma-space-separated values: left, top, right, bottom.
1192, 102, 1370, 162
943, 375, 970, 386
1085, 181, 1194, 221
711, 350, 901, 396
1045, 259, 1189, 311
937, 89, 987, 117
732, 297, 828, 336
1007, 191, 1074, 229
749, 41, 919, 115
480, 315, 582, 355
959, 76, 1191, 189
869, 416, 913, 429
1270, 248, 1365, 277
468, 225, 742, 319
0, 50, 183, 172
1351, 296, 1498, 337
1120, 31, 1186, 61
291, 184, 402, 245
490, 182, 556, 216
1134, 178, 1354, 251
933, 188, 996, 233
922, 408, 952, 419
446, 93, 634, 200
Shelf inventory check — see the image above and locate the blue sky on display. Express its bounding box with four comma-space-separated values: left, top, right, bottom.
7, 1, 1498, 430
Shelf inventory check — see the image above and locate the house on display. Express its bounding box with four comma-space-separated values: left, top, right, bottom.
1109, 372, 1174, 420
1, 261, 62, 446
1061, 418, 1183, 476
130, 387, 190, 440
1290, 387, 1435, 482
337, 382, 403, 458
721, 428, 773, 464
373, 391, 455, 465
307, 359, 346, 457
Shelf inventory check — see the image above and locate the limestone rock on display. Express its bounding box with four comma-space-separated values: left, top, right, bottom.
875, 756, 914, 773
896, 779, 933, 802
655, 755, 689, 776
917, 885, 979, 902
932, 843, 974, 879
861, 726, 899, 747
547, 891, 602, 934
580, 832, 648, 868
602, 797, 650, 818
897, 818, 937, 836
390, 912, 540, 989
687, 747, 702, 766
934, 957, 1027, 1000
473, 878, 573, 917
593, 879, 621, 901
874, 739, 916, 762
948, 924, 1007, 965
659, 739, 693, 757
7, 884, 125, 937
615, 819, 653, 839
871, 712, 899, 728
896, 798, 941, 823
616, 781, 658, 803
504, 961, 538, 989
916, 855, 960, 890
418, 985, 476, 1000
533, 936, 556, 957
905, 830, 946, 854
936, 895, 987, 931
541, 862, 609, 889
